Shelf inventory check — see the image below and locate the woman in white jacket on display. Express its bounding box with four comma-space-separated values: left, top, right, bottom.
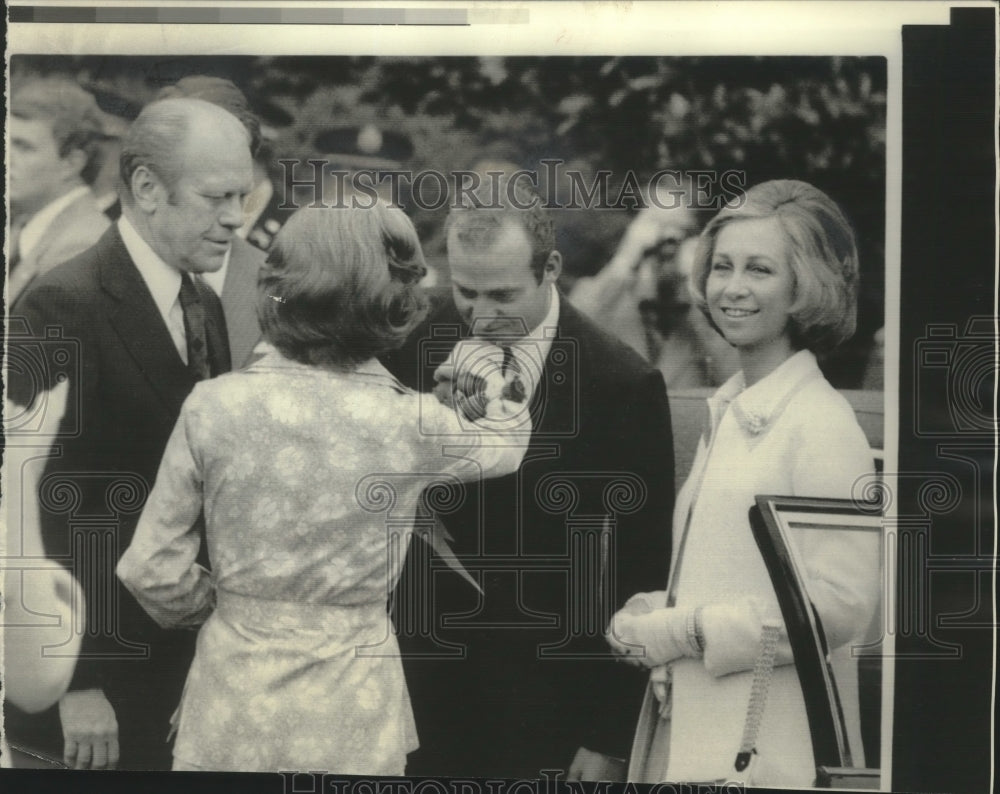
607, 180, 879, 787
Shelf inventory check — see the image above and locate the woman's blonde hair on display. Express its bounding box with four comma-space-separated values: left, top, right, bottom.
689, 179, 860, 353
258, 203, 429, 369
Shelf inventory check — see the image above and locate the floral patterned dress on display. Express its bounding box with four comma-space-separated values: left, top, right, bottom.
117, 352, 526, 773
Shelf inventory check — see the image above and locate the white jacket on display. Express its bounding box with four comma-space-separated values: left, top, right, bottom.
630, 349, 880, 787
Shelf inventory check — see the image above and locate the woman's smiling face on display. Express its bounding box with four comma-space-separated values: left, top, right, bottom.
706, 216, 796, 358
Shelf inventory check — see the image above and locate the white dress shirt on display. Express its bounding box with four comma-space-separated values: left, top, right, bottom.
118, 215, 188, 364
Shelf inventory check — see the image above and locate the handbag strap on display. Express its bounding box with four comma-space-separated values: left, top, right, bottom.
734, 619, 782, 773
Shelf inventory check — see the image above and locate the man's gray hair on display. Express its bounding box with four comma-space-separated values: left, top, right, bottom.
118, 97, 250, 204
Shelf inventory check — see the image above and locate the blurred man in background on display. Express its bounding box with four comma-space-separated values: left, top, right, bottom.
238, 97, 294, 251
7, 77, 110, 303
570, 179, 699, 361
81, 80, 145, 220
571, 178, 739, 388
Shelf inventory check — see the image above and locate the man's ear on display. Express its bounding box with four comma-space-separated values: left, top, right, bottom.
130, 165, 164, 214
542, 250, 563, 283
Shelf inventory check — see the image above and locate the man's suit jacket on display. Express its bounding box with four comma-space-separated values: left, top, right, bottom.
220, 237, 267, 368
7, 190, 111, 305
6, 224, 229, 770
381, 289, 675, 779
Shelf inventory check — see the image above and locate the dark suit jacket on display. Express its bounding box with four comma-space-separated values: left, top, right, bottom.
381, 289, 674, 779
6, 224, 229, 770
221, 237, 267, 368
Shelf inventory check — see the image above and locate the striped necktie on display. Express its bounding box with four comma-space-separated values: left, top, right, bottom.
500, 344, 527, 404
178, 274, 211, 381
500, 344, 517, 377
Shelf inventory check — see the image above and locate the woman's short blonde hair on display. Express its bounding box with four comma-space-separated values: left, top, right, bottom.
258, 203, 429, 370
689, 179, 860, 353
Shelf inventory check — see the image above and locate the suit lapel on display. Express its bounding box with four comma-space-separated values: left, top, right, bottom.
7, 250, 41, 305
18, 197, 76, 272
531, 294, 581, 439
25, 194, 95, 268
98, 226, 196, 412
9, 195, 108, 303
6, 201, 68, 303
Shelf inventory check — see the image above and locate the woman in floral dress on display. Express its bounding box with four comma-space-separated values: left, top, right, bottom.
117, 204, 527, 773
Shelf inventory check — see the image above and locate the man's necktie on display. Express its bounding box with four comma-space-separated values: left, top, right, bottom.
179, 274, 212, 381
500, 344, 517, 377
500, 344, 527, 404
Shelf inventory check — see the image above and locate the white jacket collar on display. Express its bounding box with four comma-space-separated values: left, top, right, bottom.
708, 349, 823, 438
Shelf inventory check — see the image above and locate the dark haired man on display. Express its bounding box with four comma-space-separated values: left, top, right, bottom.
383, 173, 675, 780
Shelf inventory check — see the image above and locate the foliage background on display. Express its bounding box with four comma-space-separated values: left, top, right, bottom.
11, 54, 886, 386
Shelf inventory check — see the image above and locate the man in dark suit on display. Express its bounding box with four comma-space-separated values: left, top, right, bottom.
6, 97, 254, 770
381, 174, 674, 780
153, 76, 269, 367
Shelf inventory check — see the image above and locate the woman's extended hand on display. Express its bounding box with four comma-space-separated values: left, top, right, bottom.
432, 363, 490, 421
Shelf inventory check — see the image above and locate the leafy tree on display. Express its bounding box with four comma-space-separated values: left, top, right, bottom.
11, 54, 885, 384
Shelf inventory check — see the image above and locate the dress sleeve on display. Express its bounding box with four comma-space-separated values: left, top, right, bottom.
700, 399, 879, 678
411, 390, 528, 482
116, 395, 214, 629
788, 401, 881, 651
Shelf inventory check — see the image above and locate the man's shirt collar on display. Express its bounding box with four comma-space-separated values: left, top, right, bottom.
117, 214, 183, 326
